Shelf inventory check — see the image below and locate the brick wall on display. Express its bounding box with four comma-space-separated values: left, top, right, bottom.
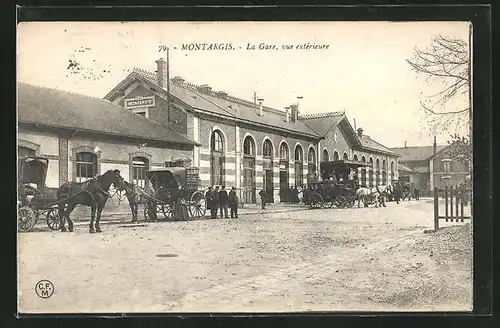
58, 135, 69, 184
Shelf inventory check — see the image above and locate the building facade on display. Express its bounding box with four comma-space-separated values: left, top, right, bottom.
390, 138, 470, 193
18, 83, 196, 189
104, 58, 400, 203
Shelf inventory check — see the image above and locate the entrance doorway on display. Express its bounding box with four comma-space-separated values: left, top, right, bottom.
243, 157, 256, 204
279, 161, 289, 202
264, 169, 274, 203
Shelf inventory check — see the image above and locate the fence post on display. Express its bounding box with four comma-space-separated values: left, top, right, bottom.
460, 185, 465, 222
449, 185, 454, 220
445, 185, 449, 219
433, 187, 439, 231
455, 185, 460, 222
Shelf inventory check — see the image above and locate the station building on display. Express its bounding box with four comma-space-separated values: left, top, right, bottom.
17, 82, 197, 189
102, 58, 400, 203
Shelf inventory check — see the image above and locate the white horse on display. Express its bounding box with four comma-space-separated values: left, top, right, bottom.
356, 185, 393, 208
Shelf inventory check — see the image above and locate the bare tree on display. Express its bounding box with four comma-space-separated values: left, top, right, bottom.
407, 34, 471, 133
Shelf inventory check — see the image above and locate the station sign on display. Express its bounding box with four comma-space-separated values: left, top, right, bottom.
124, 96, 155, 109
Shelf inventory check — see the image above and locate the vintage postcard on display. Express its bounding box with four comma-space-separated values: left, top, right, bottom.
17, 21, 473, 313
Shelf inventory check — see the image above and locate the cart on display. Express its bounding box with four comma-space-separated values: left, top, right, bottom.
143, 167, 207, 221
17, 156, 62, 232
303, 160, 370, 209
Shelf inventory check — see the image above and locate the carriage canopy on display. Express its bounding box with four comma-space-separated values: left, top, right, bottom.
18, 156, 49, 188
320, 160, 371, 181
146, 167, 186, 189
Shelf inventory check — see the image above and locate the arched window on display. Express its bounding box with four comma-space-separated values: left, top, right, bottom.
279, 143, 289, 160
242, 136, 256, 204
322, 149, 329, 162
210, 130, 225, 186
211, 130, 224, 152
382, 159, 387, 184
243, 136, 255, 156
294, 145, 304, 187
369, 157, 374, 187
132, 156, 149, 187
343, 152, 349, 161
263, 139, 273, 158
76, 152, 97, 182
375, 158, 381, 186
353, 154, 359, 161
308, 147, 316, 163
390, 161, 395, 182
333, 151, 340, 161
307, 147, 317, 180
361, 156, 367, 187
295, 145, 303, 162
18, 146, 36, 157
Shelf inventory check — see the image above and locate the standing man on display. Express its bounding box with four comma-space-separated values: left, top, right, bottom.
218, 185, 229, 219
206, 186, 216, 219
212, 186, 220, 218
393, 181, 401, 204
228, 186, 239, 218
259, 188, 267, 210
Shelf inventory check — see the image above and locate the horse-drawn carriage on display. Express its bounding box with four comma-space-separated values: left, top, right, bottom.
303, 160, 370, 209
140, 167, 207, 221
17, 156, 62, 232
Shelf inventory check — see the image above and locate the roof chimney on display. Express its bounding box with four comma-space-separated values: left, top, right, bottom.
215, 91, 228, 98
404, 141, 407, 148
198, 84, 212, 94
172, 76, 185, 84
155, 58, 167, 88
285, 108, 290, 122
357, 128, 363, 138
290, 104, 298, 123
257, 98, 264, 116
433, 136, 437, 155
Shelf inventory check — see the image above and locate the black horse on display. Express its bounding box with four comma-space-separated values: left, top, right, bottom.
56, 169, 124, 233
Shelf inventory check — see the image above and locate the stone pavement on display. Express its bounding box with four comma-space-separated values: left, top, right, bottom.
174, 229, 423, 312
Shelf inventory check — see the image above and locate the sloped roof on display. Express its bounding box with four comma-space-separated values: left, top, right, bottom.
18, 83, 197, 146
358, 135, 397, 155
300, 112, 345, 137
118, 70, 319, 138
390, 145, 448, 162
398, 163, 415, 173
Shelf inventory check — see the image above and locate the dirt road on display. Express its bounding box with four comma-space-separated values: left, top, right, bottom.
18, 200, 472, 313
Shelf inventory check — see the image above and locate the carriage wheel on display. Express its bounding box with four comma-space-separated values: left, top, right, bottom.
345, 196, 356, 208
46, 208, 62, 230
143, 206, 154, 221
323, 200, 334, 209
189, 191, 207, 219
309, 193, 323, 209
161, 203, 174, 220
18, 206, 37, 232
334, 195, 347, 208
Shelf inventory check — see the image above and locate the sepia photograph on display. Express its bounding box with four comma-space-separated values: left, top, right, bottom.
17, 21, 473, 313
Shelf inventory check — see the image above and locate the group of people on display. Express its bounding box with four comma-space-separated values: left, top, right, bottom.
279, 186, 301, 204
205, 186, 239, 219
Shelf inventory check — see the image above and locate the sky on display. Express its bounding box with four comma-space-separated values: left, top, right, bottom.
17, 22, 470, 147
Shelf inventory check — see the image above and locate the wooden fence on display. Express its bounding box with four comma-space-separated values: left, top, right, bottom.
432, 185, 472, 231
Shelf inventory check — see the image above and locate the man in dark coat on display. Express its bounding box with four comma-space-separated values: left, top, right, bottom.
206, 186, 216, 219
393, 182, 401, 204
259, 188, 267, 209
218, 185, 229, 219
228, 186, 239, 218
211, 186, 220, 219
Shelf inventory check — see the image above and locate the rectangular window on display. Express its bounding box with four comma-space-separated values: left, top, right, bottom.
76, 152, 97, 183
442, 159, 451, 173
